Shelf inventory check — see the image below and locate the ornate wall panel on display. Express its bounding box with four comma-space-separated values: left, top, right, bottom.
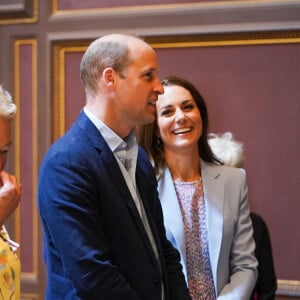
54, 0, 202, 10
0, 0, 38, 25
52, 41, 88, 141
51, 32, 300, 297
19, 294, 39, 300
14, 39, 39, 297
49, 0, 300, 36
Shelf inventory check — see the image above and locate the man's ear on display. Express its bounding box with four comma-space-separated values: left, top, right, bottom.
102, 67, 116, 87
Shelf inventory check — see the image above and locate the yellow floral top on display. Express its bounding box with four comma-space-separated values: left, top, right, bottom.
0, 226, 20, 300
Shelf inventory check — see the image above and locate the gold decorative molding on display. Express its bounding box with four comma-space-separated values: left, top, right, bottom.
150, 37, 300, 48
52, 40, 89, 141
20, 293, 39, 300
51, 0, 300, 15
0, 0, 38, 25
51, 0, 229, 15
14, 39, 39, 280
13, 40, 22, 245
49, 0, 300, 35
146, 31, 300, 48
277, 280, 300, 297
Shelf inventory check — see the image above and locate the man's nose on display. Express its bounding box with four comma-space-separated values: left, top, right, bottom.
0, 155, 7, 172
154, 78, 164, 95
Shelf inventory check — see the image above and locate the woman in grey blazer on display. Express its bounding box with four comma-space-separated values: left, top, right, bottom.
138, 76, 258, 300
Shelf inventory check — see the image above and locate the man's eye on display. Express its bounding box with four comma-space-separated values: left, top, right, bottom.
144, 72, 153, 80
0, 150, 9, 155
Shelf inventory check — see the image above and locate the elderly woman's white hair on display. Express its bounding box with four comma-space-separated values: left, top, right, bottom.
0, 85, 17, 119
208, 132, 244, 168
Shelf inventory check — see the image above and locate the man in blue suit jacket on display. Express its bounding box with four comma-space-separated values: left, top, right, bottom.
37, 34, 191, 299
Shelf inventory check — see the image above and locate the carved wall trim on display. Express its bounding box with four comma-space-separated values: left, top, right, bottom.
51, 41, 89, 141
277, 280, 300, 297
49, 0, 300, 34
20, 294, 39, 300
14, 39, 39, 290
0, 0, 38, 25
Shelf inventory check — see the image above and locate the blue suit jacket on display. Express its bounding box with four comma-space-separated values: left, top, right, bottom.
158, 161, 258, 300
37, 111, 190, 300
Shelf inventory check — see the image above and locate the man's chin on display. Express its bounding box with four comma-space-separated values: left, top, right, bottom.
142, 115, 155, 125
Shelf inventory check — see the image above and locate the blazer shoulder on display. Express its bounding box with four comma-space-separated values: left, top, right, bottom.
202, 160, 246, 181
40, 117, 103, 175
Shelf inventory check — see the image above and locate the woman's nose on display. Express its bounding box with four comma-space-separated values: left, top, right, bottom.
175, 109, 186, 122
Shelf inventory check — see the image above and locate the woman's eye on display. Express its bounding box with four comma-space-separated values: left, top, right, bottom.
161, 109, 172, 116
184, 104, 194, 110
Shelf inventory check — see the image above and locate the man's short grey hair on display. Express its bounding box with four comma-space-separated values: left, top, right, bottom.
208, 132, 244, 168
80, 35, 139, 98
0, 85, 17, 119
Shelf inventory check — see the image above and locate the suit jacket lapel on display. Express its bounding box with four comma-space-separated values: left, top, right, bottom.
136, 162, 164, 271
99, 142, 158, 268
201, 160, 224, 288
77, 111, 130, 197
76, 112, 159, 268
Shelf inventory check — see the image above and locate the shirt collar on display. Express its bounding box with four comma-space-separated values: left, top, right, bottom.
83, 107, 138, 161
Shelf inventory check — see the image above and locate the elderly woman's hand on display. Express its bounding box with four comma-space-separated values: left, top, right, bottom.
0, 171, 21, 226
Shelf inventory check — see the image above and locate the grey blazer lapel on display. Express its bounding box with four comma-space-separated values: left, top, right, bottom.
201, 160, 224, 287
158, 168, 187, 278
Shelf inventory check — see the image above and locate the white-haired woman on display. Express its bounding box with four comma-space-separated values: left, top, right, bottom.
0, 85, 21, 299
